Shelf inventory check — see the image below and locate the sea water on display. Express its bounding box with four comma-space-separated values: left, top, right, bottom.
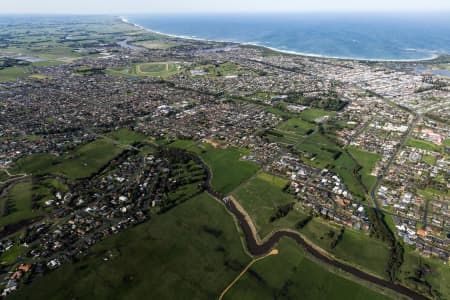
126, 13, 450, 61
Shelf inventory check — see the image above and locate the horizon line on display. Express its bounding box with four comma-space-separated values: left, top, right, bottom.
1, 10, 450, 15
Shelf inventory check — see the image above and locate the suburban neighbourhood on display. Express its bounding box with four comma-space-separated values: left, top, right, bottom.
0, 15, 449, 300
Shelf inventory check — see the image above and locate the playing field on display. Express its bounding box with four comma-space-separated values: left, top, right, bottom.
48, 139, 125, 179
133, 40, 178, 49
12, 153, 62, 175
300, 108, 336, 123
190, 62, 257, 78
136, 62, 183, 78
107, 62, 183, 79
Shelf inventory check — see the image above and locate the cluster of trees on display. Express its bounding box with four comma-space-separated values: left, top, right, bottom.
330, 227, 345, 249
367, 208, 404, 281
287, 91, 348, 111
295, 215, 312, 229
269, 202, 295, 222
0, 58, 29, 70
155, 147, 207, 213
404, 262, 438, 298
74, 66, 105, 76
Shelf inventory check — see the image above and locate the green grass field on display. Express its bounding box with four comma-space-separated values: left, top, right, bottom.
267, 118, 315, 144
107, 62, 183, 79
233, 172, 306, 236
0, 181, 42, 228
334, 151, 367, 198
12, 153, 62, 175
168, 141, 260, 195
295, 132, 367, 199
0, 244, 26, 264
225, 238, 390, 300
348, 146, 381, 191
300, 109, 336, 123
298, 218, 390, 279
13, 138, 125, 179
191, 62, 256, 78
106, 128, 147, 145
443, 139, 450, 147
277, 118, 315, 135
231, 170, 389, 278
266, 106, 295, 118
0, 170, 10, 182
165, 139, 197, 149
10, 193, 252, 300
295, 132, 340, 168
132, 40, 178, 49
137, 62, 183, 78
29, 74, 51, 80
49, 139, 124, 179
399, 249, 450, 299
406, 138, 444, 153
0, 66, 30, 82
422, 154, 437, 165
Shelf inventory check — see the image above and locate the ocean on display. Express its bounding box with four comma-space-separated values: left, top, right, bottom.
126, 13, 450, 61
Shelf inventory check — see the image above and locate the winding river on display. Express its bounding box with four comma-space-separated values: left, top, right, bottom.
189, 151, 428, 300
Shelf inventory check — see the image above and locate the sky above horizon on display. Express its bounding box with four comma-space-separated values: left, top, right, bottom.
3, 0, 450, 14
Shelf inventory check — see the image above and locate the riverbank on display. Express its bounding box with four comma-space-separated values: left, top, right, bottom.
191, 149, 428, 300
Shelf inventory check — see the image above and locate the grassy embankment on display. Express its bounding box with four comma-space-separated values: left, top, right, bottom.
232, 172, 391, 279
225, 238, 393, 300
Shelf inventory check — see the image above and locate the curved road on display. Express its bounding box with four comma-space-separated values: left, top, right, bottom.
190, 151, 428, 300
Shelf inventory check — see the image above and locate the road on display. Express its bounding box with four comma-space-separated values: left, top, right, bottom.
369, 113, 420, 209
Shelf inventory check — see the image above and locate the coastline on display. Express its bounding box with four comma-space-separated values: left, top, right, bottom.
118, 16, 442, 63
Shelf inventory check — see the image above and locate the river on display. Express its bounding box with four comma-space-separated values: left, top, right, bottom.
191, 151, 428, 300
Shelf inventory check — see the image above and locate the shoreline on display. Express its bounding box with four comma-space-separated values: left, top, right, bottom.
118, 16, 442, 63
